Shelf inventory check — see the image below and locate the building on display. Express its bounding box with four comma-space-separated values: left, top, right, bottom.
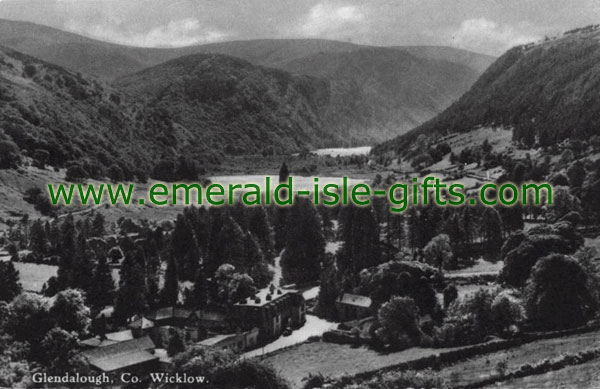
129, 317, 155, 338
233, 287, 306, 343
79, 330, 135, 349
335, 293, 372, 321
196, 328, 259, 352
81, 336, 159, 376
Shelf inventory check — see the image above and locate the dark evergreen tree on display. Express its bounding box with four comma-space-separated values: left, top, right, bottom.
481, 208, 504, 256
88, 256, 114, 308
56, 215, 77, 289
90, 213, 106, 237
71, 233, 95, 295
114, 248, 148, 323
337, 205, 381, 274
247, 206, 275, 261
243, 233, 272, 289
278, 162, 290, 184
0, 261, 22, 302
281, 198, 325, 284
192, 267, 209, 308
29, 219, 47, 257
162, 257, 179, 306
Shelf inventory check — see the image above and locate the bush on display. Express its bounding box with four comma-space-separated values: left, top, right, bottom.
524, 254, 596, 330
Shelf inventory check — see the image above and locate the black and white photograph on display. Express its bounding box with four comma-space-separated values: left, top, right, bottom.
1, 0, 600, 388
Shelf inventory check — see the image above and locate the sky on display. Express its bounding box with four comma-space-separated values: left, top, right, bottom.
0, 0, 598, 55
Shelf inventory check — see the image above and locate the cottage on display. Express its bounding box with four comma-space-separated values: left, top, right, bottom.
336, 293, 372, 321
81, 336, 159, 375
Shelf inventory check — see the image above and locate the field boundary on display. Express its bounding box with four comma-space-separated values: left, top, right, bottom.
337, 322, 600, 384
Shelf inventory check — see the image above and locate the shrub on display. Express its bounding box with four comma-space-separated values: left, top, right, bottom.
524, 254, 596, 330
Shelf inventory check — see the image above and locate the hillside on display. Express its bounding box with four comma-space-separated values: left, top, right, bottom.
114, 53, 338, 155
0, 19, 493, 79
398, 45, 495, 74
279, 48, 479, 142
0, 47, 344, 178
374, 26, 600, 156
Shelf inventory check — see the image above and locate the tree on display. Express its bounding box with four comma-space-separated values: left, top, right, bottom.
167, 331, 186, 357
169, 346, 287, 389
88, 257, 114, 308
491, 293, 524, 333
114, 248, 148, 323
0, 261, 22, 302
162, 257, 179, 306
107, 164, 124, 182
424, 234, 454, 271
65, 164, 89, 182
191, 267, 209, 308
243, 233, 272, 289
247, 206, 275, 261
29, 219, 47, 257
214, 264, 256, 306
567, 161, 586, 188
33, 149, 50, 169
377, 297, 422, 348
7, 293, 52, 343
56, 215, 77, 290
71, 233, 94, 295
171, 214, 201, 281
278, 162, 290, 184
443, 284, 458, 308
50, 289, 91, 336
524, 254, 596, 330
337, 205, 381, 275
40, 328, 85, 375
281, 198, 325, 285
0, 140, 20, 169
481, 208, 503, 256
90, 213, 106, 237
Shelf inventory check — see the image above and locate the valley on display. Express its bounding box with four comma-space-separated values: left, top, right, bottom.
1, 12, 600, 389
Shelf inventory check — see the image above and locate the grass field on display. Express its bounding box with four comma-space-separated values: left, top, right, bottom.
482, 358, 600, 388
447, 258, 503, 278
438, 329, 600, 387
13, 262, 58, 292
261, 341, 464, 389
13, 262, 120, 292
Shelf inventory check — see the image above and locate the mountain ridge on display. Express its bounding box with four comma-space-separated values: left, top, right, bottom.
373, 26, 600, 156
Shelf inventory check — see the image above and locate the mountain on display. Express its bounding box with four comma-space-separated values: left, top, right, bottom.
277, 47, 480, 142
0, 46, 162, 177
373, 26, 600, 156
0, 18, 499, 152
397, 46, 495, 74
0, 19, 493, 79
114, 53, 338, 156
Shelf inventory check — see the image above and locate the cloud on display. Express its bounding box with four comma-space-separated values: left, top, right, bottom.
452, 18, 540, 55
295, 3, 366, 38
64, 17, 229, 47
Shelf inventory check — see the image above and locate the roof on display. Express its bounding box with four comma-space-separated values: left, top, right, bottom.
337, 293, 372, 308
195, 310, 227, 322
79, 337, 119, 348
235, 288, 301, 308
150, 307, 193, 321
129, 317, 155, 330
196, 333, 238, 347
81, 336, 157, 372
105, 330, 134, 342
92, 351, 158, 372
